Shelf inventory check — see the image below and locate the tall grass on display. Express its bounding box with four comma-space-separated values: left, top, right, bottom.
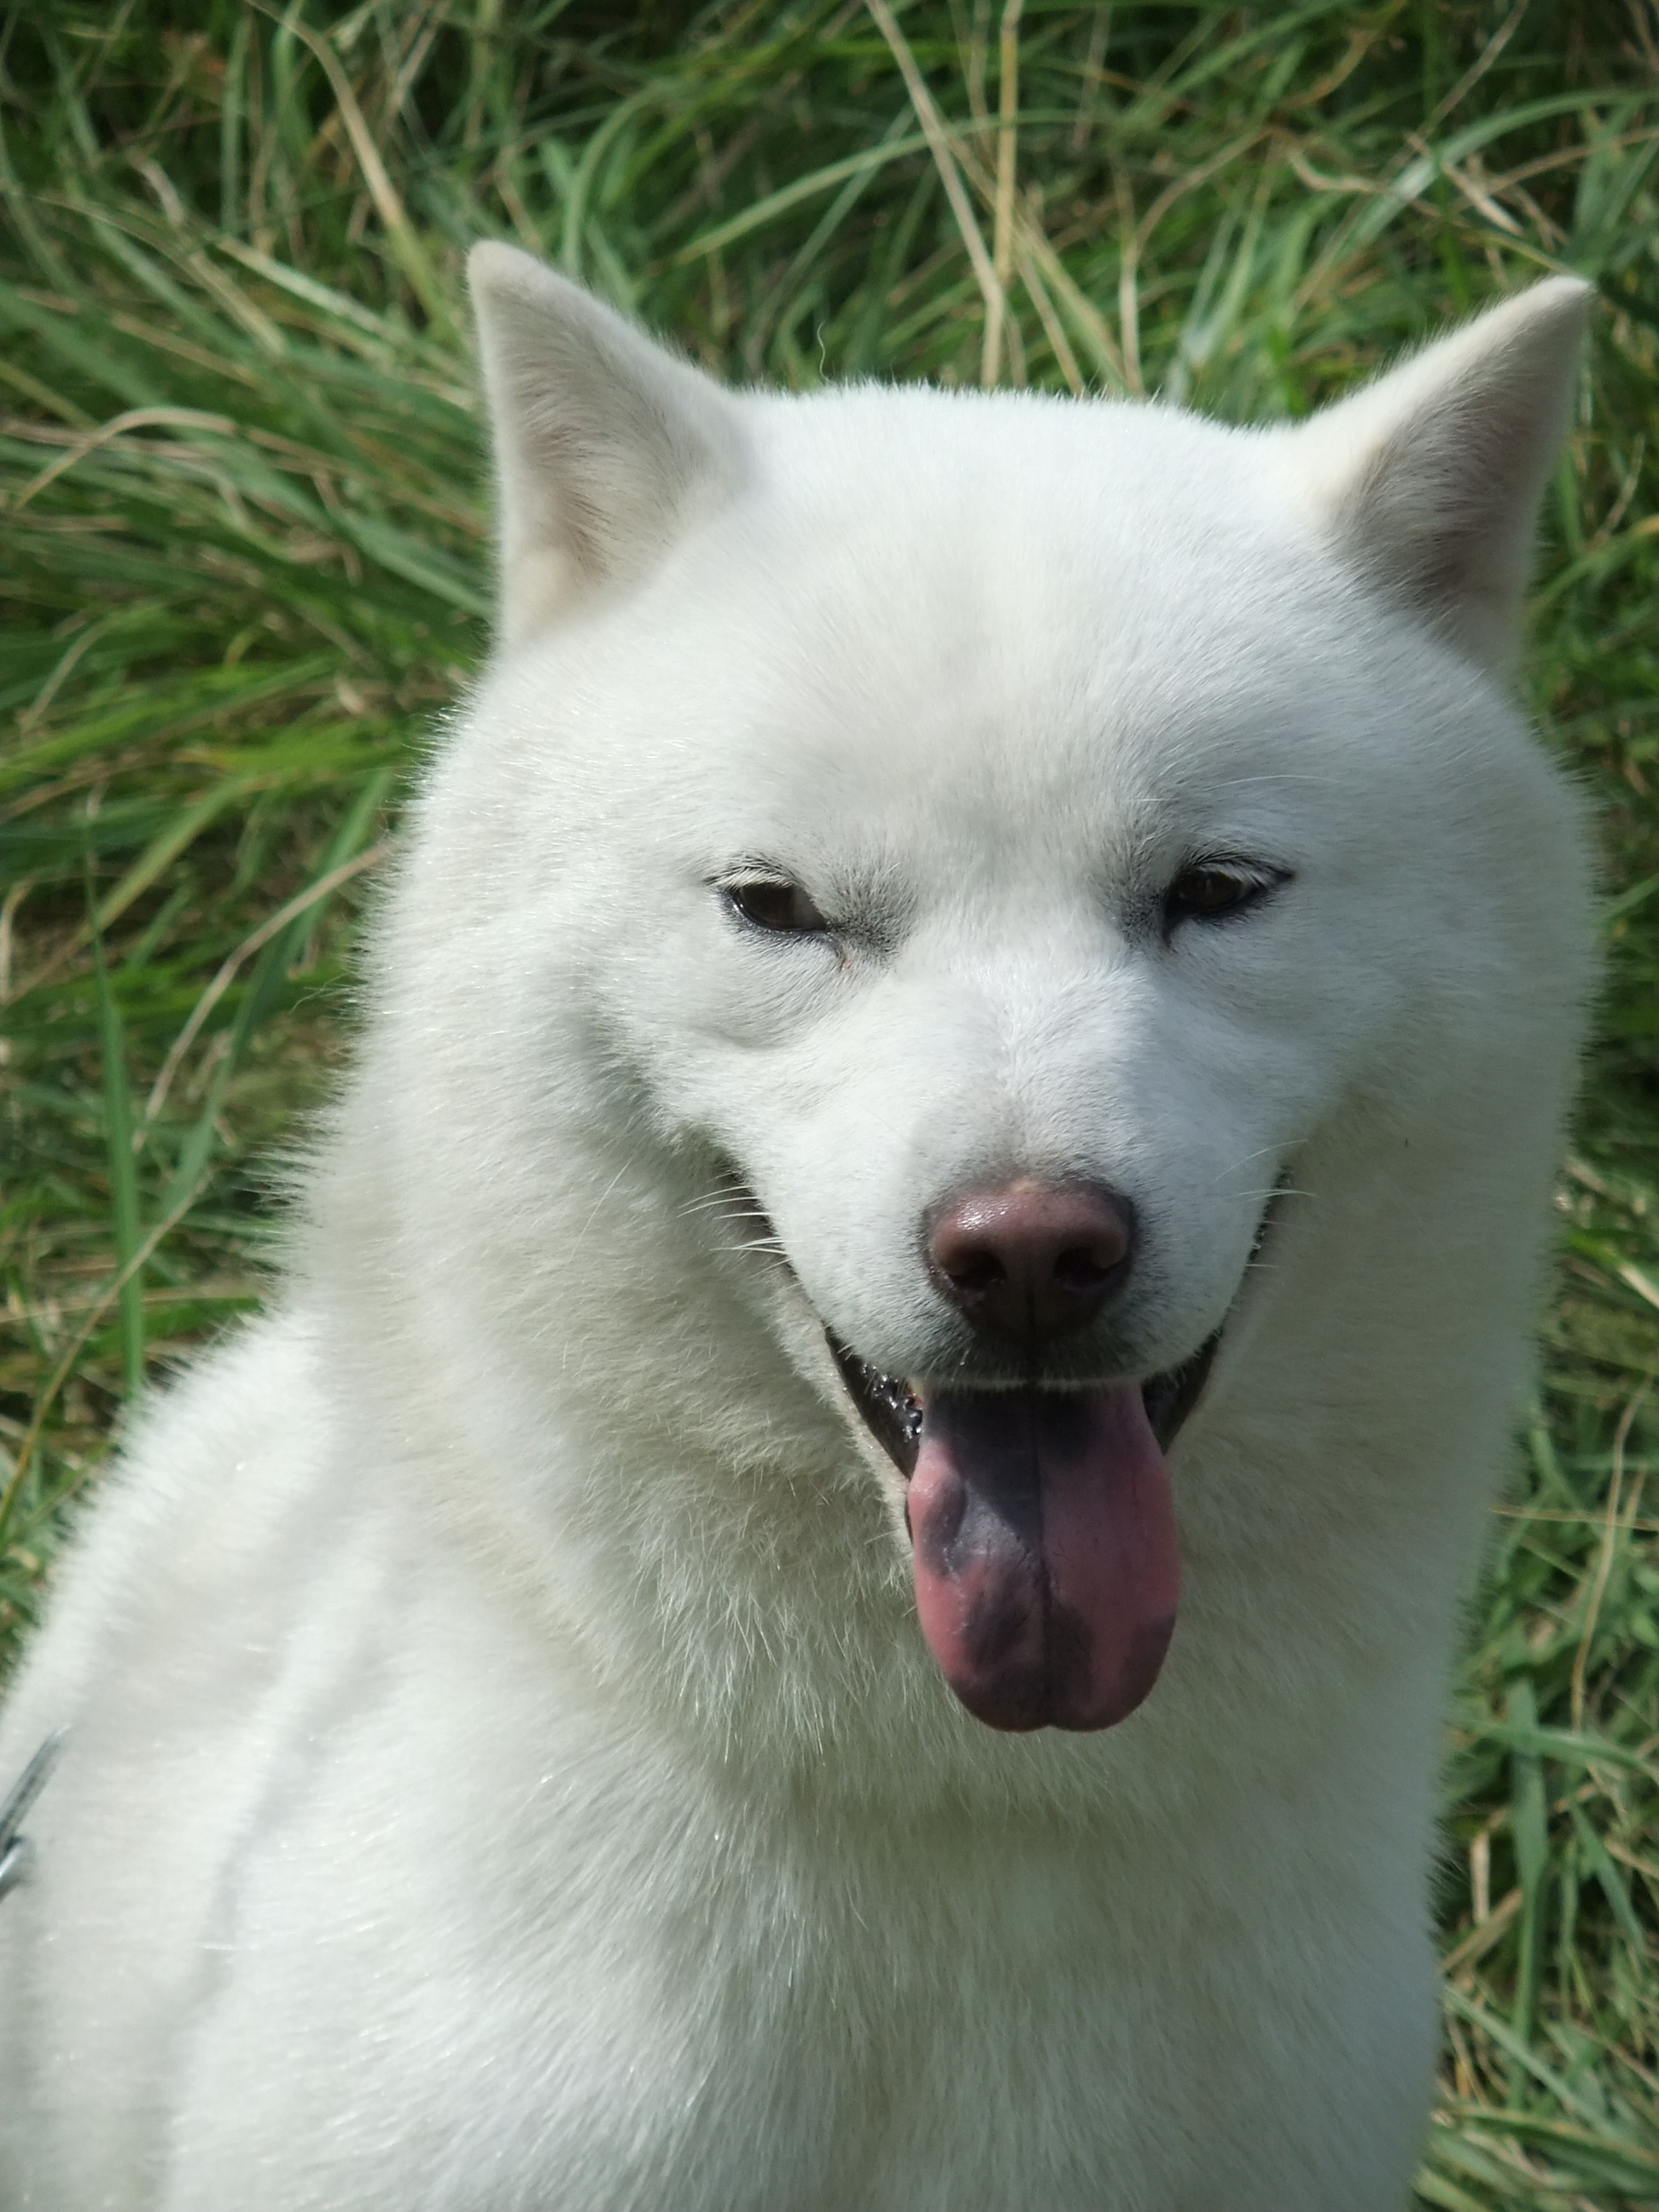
2, 4, 1658, 2203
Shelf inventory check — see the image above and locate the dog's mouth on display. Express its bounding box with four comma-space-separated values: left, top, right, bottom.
829, 1336, 1218, 1480
829, 1334, 1218, 1738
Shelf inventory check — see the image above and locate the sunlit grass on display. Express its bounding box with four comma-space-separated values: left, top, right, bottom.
2, 6, 1658, 2203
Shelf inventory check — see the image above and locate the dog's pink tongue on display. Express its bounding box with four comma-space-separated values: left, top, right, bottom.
908, 1386, 1179, 1732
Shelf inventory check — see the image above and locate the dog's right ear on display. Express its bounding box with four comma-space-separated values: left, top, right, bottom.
468, 244, 745, 650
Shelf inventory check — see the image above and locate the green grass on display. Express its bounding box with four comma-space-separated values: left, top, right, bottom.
2, 3, 1658, 2202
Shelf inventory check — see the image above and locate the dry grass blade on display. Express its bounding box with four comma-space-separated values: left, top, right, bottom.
864, 0, 1007, 377
252, 1, 453, 340
141, 836, 394, 1130
983, 0, 1024, 387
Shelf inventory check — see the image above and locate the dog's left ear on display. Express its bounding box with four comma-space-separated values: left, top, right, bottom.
1287, 276, 1592, 675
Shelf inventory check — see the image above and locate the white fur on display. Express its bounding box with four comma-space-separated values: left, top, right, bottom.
0, 252, 1593, 2210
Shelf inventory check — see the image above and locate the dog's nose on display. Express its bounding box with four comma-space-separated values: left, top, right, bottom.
926, 1179, 1134, 1342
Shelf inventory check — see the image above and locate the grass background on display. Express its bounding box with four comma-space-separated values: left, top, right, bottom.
0, 1, 1656, 2201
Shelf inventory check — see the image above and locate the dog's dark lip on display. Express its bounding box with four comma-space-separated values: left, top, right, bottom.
826, 1330, 1220, 1477
828, 1337, 926, 1476
1138, 1333, 1220, 1448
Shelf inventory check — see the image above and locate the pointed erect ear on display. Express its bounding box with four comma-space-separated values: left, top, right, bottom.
468, 243, 745, 650
1286, 277, 1592, 674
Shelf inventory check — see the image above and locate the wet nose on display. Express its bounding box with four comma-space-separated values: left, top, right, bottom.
926, 1179, 1135, 1343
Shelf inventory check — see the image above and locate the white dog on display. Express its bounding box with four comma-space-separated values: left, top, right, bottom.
0, 248, 1592, 2210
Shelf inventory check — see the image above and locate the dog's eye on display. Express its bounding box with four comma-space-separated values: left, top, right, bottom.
1163, 861, 1286, 931
723, 876, 830, 934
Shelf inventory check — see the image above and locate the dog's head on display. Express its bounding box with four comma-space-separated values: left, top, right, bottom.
396, 250, 1589, 1737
